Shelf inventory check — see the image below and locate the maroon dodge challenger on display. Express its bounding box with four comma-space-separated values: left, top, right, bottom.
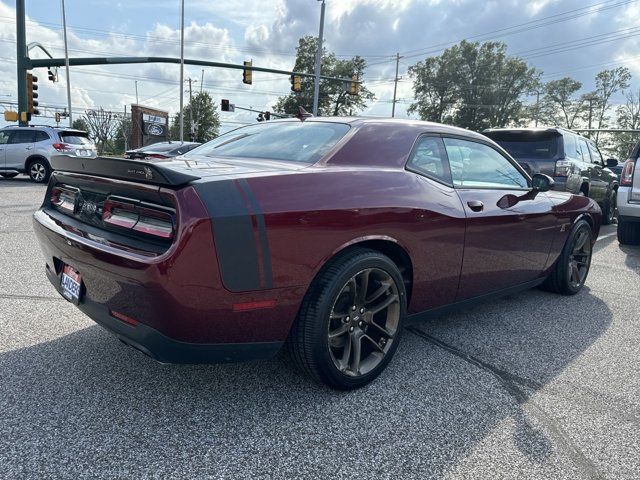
33, 118, 601, 389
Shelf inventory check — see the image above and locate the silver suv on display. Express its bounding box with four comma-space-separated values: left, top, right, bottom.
617, 141, 640, 244
0, 125, 96, 183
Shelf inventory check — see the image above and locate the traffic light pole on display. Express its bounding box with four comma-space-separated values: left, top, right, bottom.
16, 0, 28, 126
27, 56, 356, 85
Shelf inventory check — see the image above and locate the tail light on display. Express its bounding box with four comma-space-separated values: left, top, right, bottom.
554, 160, 572, 177
52, 142, 73, 153
103, 197, 175, 240
620, 159, 636, 186
50, 185, 78, 214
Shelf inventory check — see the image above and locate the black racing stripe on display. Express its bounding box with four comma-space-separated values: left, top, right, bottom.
194, 181, 261, 292
237, 178, 273, 289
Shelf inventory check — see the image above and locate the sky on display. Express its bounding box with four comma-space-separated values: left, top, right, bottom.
1, 0, 640, 132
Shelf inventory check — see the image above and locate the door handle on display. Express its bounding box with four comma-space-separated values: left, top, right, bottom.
467, 200, 484, 212
25, 146, 33, 150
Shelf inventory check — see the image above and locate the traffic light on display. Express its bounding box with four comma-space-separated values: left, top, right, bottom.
242, 60, 252, 85
347, 74, 359, 96
55, 112, 61, 123
27, 73, 39, 115
264, 111, 271, 121
221, 99, 230, 111
47, 68, 57, 82
290, 75, 301, 93
256, 112, 264, 122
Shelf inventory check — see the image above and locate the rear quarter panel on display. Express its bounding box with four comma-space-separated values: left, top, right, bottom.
246, 168, 467, 314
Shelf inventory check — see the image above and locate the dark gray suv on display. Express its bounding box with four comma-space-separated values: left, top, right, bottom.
0, 125, 96, 183
484, 127, 619, 224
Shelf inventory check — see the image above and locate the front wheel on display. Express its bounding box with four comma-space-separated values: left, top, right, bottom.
286, 248, 406, 389
542, 219, 593, 295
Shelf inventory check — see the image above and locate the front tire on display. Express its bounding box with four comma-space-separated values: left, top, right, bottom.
542, 219, 593, 295
28, 158, 51, 183
601, 190, 617, 225
286, 248, 407, 389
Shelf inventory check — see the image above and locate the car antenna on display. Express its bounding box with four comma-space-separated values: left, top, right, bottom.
296, 106, 314, 121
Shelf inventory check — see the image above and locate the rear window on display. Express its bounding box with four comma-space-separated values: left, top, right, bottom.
187, 122, 351, 163
487, 133, 559, 160
60, 132, 93, 145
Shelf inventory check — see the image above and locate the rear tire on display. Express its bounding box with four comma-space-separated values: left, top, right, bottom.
27, 158, 51, 184
542, 219, 593, 295
0, 173, 18, 178
285, 248, 407, 390
601, 190, 617, 225
617, 219, 640, 245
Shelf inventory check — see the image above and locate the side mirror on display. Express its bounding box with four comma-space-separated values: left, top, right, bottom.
531, 173, 554, 192
606, 158, 618, 168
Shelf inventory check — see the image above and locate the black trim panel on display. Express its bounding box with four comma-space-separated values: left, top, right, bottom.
407, 277, 545, 323
194, 180, 262, 292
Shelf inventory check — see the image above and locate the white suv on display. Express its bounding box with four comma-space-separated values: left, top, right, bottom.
0, 125, 96, 183
617, 141, 640, 244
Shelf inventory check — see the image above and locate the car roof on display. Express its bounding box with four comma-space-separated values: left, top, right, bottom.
1, 125, 87, 134
267, 116, 490, 141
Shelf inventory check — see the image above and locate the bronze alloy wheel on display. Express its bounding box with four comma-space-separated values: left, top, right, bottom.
327, 268, 400, 377
567, 227, 592, 289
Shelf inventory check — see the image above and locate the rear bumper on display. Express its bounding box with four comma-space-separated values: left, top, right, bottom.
45, 264, 282, 363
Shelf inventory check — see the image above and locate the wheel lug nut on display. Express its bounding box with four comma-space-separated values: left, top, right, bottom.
343, 316, 350, 323
360, 308, 365, 314
349, 326, 354, 332
352, 306, 356, 311
358, 321, 363, 327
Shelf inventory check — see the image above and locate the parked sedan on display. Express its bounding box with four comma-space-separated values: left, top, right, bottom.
33, 119, 601, 389
124, 141, 200, 159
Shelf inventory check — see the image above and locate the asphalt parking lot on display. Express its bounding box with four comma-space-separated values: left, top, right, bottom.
1, 176, 638, 479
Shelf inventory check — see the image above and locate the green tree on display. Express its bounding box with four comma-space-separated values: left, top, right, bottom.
408, 40, 539, 131
274, 36, 375, 116
170, 91, 220, 142
72, 117, 89, 133
539, 77, 587, 128
588, 67, 632, 144
113, 117, 131, 154
611, 89, 640, 159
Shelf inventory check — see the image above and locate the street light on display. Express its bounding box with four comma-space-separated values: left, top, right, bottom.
179, 0, 185, 141
312, 0, 326, 116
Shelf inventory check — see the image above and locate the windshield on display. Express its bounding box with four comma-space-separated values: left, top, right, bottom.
187, 121, 351, 163
488, 133, 559, 160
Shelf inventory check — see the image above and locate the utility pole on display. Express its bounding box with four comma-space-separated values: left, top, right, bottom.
188, 77, 194, 142
312, 0, 326, 116
200, 69, 204, 93
61, 0, 72, 127
391, 53, 401, 118
535, 90, 540, 127
123, 105, 128, 151
179, 0, 185, 141
16, 0, 27, 126
135, 80, 139, 104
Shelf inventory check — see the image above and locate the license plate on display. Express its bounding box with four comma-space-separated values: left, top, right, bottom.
60, 264, 82, 304
76, 149, 90, 157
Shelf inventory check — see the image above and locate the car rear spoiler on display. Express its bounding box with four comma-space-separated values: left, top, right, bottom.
51, 155, 201, 187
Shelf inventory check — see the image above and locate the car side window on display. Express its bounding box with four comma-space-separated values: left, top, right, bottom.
8, 130, 35, 144
577, 138, 591, 162
407, 136, 451, 185
0, 131, 9, 144
443, 137, 529, 189
588, 142, 604, 165
34, 131, 50, 142
563, 134, 580, 160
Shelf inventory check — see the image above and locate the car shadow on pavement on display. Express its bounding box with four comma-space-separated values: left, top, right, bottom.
0, 287, 612, 478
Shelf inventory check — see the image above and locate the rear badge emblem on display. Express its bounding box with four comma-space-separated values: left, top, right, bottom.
80, 201, 97, 216
144, 166, 153, 180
